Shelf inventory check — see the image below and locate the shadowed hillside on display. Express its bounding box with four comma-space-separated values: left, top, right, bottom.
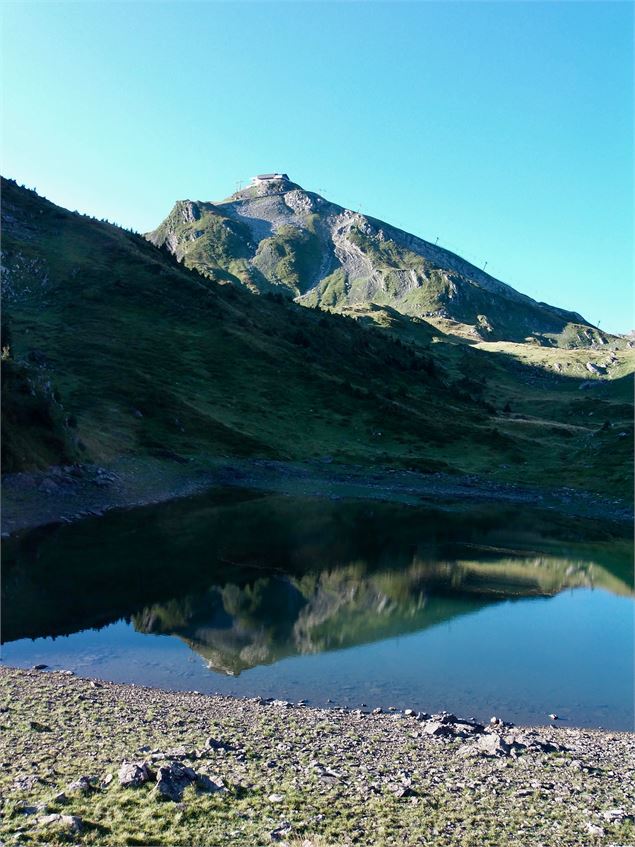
1, 177, 633, 498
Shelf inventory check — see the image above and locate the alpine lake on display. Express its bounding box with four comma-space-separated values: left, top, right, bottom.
2, 489, 633, 730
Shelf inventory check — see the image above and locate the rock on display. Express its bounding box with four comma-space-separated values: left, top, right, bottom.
196, 774, 226, 793
516, 733, 563, 754
13, 774, 41, 791
118, 762, 152, 788
422, 721, 453, 737
372, 707, 383, 715
394, 786, 417, 799
585, 362, 606, 375
68, 775, 94, 794
154, 762, 197, 802
453, 722, 484, 737
101, 774, 114, 788
548, 713, 558, 721
38, 814, 82, 832
432, 712, 457, 725
31, 664, 48, 671
270, 821, 293, 841
601, 808, 634, 823
153, 746, 197, 761
460, 733, 512, 757
311, 761, 342, 782
268, 793, 284, 803
404, 709, 416, 717
586, 823, 605, 837
38, 813, 62, 826
29, 720, 51, 732
61, 815, 83, 833
205, 737, 230, 751
51, 792, 68, 805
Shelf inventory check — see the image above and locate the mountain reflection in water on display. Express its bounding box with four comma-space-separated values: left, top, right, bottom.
3, 489, 632, 676
133, 545, 630, 676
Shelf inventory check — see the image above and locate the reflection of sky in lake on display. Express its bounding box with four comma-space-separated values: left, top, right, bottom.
4, 587, 633, 730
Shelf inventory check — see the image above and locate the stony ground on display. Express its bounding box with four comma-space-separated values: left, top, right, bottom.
3, 457, 632, 537
0, 669, 633, 846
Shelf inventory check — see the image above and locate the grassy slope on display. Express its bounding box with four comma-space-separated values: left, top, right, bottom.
0, 179, 484, 475
330, 304, 634, 498
1, 178, 632, 499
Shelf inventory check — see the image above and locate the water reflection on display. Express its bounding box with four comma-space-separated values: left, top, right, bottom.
3, 489, 632, 666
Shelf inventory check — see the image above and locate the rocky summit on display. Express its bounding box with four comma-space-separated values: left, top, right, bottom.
147, 174, 606, 347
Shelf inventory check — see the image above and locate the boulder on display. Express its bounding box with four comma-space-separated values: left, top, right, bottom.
431, 712, 458, 725
422, 720, 453, 737
270, 821, 293, 841
118, 762, 152, 788
154, 761, 197, 802
196, 773, 226, 793
460, 733, 512, 757
67, 775, 94, 794
38, 814, 83, 833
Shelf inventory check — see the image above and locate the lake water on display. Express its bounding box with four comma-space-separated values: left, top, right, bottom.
2, 489, 633, 729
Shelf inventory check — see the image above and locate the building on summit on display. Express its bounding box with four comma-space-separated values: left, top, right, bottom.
252, 173, 289, 184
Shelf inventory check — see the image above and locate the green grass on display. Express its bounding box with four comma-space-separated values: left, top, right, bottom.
252, 225, 323, 295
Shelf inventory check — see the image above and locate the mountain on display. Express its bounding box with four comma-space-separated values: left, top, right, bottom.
147, 174, 608, 347
1, 177, 633, 500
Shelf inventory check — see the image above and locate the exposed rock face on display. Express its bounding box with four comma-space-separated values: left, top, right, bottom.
146, 179, 608, 347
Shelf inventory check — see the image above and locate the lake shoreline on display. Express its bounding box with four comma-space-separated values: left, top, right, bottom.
1, 666, 633, 846
2, 456, 632, 537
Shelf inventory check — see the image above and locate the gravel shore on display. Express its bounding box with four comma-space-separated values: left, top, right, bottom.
2, 457, 632, 537
0, 667, 633, 846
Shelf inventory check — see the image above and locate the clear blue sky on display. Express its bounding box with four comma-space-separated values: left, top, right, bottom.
2, 1, 633, 332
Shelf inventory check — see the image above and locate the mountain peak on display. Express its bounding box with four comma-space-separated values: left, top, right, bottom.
226, 172, 303, 202
146, 177, 610, 347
